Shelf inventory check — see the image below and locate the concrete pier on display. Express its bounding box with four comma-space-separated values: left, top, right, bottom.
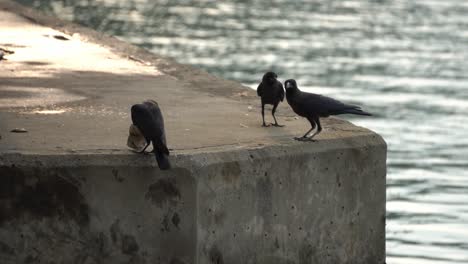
0, 1, 387, 263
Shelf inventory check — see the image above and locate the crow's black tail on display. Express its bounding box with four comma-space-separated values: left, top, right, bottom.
154, 150, 171, 170
344, 107, 372, 116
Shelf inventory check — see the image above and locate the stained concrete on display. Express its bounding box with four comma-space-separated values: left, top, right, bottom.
0, 1, 387, 264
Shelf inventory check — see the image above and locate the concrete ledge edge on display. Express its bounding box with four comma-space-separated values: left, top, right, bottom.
0, 134, 386, 168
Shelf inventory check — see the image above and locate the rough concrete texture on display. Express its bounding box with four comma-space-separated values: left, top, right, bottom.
0, 1, 387, 264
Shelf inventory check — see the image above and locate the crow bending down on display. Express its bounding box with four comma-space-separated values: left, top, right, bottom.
131, 100, 171, 170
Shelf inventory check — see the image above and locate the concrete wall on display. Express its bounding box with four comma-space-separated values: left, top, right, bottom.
0, 135, 386, 264
195, 136, 386, 264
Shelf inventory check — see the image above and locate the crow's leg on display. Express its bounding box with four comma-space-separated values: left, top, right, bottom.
139, 141, 151, 153
261, 103, 269, 127
308, 117, 322, 140
271, 103, 284, 127
295, 119, 316, 141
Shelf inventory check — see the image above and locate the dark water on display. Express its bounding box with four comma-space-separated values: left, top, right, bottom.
17, 0, 468, 263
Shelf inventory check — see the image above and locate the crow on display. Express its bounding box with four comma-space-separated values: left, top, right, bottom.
284, 79, 372, 141
131, 100, 171, 170
257, 72, 285, 127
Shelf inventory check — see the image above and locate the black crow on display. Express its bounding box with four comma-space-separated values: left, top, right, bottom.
257, 72, 285, 127
284, 79, 372, 141
131, 100, 171, 170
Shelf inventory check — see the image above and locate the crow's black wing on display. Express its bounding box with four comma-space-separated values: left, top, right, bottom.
146, 104, 170, 169
144, 102, 169, 155
257, 82, 264, 97
276, 81, 285, 102
131, 104, 158, 142
315, 95, 372, 115
316, 94, 353, 114
302, 92, 369, 116
294, 92, 347, 116
145, 104, 166, 141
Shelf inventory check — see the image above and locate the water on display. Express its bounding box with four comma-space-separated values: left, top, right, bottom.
16, 0, 468, 263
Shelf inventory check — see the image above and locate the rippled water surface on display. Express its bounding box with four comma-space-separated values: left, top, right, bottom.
17, 0, 468, 263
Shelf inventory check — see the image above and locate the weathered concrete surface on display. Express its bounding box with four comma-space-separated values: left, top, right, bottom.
0, 1, 387, 264
0, 137, 385, 264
